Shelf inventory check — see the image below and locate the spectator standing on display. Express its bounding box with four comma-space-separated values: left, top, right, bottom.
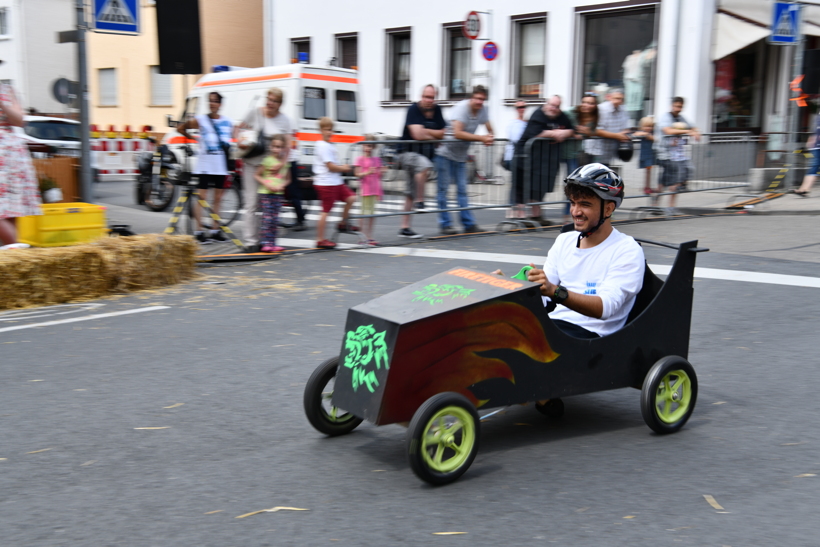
397, 84, 446, 238
585, 89, 631, 166
512, 95, 574, 226
313, 117, 355, 249
354, 135, 384, 246
436, 85, 494, 235
658, 97, 700, 213
794, 112, 820, 196
235, 88, 302, 252
178, 91, 233, 244
0, 83, 41, 249
503, 101, 528, 172
634, 116, 656, 196
504, 101, 528, 220
254, 134, 290, 253
560, 94, 599, 222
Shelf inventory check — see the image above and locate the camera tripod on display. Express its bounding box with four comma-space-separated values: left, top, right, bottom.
164, 183, 246, 251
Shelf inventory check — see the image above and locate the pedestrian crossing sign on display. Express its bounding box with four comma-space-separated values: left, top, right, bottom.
770, 2, 801, 44
93, 0, 140, 35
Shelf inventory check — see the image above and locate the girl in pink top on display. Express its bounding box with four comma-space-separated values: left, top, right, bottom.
354, 136, 384, 246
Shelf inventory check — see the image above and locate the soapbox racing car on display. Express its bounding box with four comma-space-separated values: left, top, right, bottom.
303, 238, 707, 485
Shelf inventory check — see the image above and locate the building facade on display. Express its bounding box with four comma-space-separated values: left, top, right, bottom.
88, 0, 264, 131
266, 0, 820, 138
0, 0, 77, 115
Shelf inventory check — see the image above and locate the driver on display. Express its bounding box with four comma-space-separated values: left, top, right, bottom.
526, 164, 644, 339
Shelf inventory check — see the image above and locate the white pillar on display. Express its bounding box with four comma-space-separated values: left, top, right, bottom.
263, 0, 274, 66
675, 0, 716, 132
654, 0, 680, 125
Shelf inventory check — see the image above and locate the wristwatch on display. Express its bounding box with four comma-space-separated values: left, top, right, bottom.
552, 285, 569, 304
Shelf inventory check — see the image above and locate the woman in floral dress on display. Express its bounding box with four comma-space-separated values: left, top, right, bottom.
0, 83, 41, 248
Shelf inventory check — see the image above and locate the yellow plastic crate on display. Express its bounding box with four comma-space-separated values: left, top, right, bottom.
18, 202, 107, 247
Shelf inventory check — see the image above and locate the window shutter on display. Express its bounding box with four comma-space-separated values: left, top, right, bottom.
151, 66, 173, 105
99, 68, 117, 106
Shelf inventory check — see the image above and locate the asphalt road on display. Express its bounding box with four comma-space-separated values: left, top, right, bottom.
2, 211, 820, 545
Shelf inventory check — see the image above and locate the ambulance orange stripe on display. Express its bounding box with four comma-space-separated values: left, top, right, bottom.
301, 73, 358, 84
194, 73, 291, 87
296, 132, 364, 143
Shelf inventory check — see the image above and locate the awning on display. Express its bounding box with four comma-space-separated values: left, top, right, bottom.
714, 0, 820, 61
712, 12, 771, 61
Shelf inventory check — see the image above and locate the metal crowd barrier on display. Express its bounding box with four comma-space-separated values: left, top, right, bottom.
322, 132, 781, 234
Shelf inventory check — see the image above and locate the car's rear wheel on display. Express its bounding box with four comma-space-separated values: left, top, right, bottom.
641, 356, 697, 434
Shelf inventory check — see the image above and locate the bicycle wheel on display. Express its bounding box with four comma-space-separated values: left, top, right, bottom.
197, 184, 242, 228
144, 178, 176, 212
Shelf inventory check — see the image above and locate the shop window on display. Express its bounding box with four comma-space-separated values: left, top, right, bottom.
713, 41, 763, 131
337, 34, 358, 70
388, 30, 411, 101
292, 38, 310, 64
511, 16, 546, 98
336, 90, 357, 123
444, 26, 471, 100
98, 68, 118, 106
580, 7, 657, 123
304, 87, 326, 120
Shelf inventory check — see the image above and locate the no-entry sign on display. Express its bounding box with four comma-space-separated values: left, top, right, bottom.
483, 41, 498, 61
463, 11, 481, 40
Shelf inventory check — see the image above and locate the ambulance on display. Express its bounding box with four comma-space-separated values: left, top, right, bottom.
163, 63, 365, 183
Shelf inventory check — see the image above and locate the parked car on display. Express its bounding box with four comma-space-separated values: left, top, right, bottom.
15, 116, 81, 157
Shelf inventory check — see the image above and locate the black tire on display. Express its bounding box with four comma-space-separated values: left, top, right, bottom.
303, 356, 363, 436
535, 398, 564, 418
135, 180, 145, 205
144, 179, 176, 212
406, 392, 479, 486
641, 356, 698, 434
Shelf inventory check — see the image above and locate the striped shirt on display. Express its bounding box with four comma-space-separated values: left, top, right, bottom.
585, 101, 630, 161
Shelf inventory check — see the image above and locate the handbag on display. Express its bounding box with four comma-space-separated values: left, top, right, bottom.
240, 108, 267, 159
202, 114, 235, 171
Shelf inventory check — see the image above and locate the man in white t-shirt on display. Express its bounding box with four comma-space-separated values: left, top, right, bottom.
526, 163, 644, 339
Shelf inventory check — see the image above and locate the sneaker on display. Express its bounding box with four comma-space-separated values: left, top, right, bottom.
367, 239, 379, 247
195, 232, 212, 244
261, 245, 285, 253
463, 225, 483, 234
530, 216, 551, 227
337, 222, 361, 233
316, 239, 337, 249
292, 222, 307, 231
244, 244, 260, 253
665, 207, 679, 216
210, 230, 228, 242
439, 226, 458, 236
414, 201, 426, 210
399, 228, 422, 238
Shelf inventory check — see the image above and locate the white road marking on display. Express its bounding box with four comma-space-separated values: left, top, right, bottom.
0, 306, 170, 334
0, 303, 105, 322
277, 239, 820, 289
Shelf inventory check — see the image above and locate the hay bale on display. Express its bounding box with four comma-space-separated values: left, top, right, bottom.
93, 234, 197, 291
0, 234, 196, 310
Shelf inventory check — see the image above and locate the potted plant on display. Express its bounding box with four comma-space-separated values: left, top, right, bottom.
39, 176, 63, 203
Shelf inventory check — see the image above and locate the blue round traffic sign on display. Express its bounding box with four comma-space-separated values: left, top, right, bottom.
483, 41, 499, 61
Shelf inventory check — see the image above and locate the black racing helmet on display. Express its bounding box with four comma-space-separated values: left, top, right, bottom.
565, 163, 625, 208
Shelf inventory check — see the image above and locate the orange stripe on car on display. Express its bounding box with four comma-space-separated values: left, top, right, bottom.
195, 73, 292, 87
301, 73, 359, 84
296, 132, 364, 144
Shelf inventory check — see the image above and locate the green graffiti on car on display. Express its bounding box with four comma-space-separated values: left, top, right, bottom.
411, 284, 475, 306
343, 325, 389, 393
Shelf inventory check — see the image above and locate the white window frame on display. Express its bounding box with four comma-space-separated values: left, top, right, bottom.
149, 66, 173, 106
508, 13, 547, 103
384, 28, 411, 103
442, 23, 472, 101
98, 68, 118, 107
